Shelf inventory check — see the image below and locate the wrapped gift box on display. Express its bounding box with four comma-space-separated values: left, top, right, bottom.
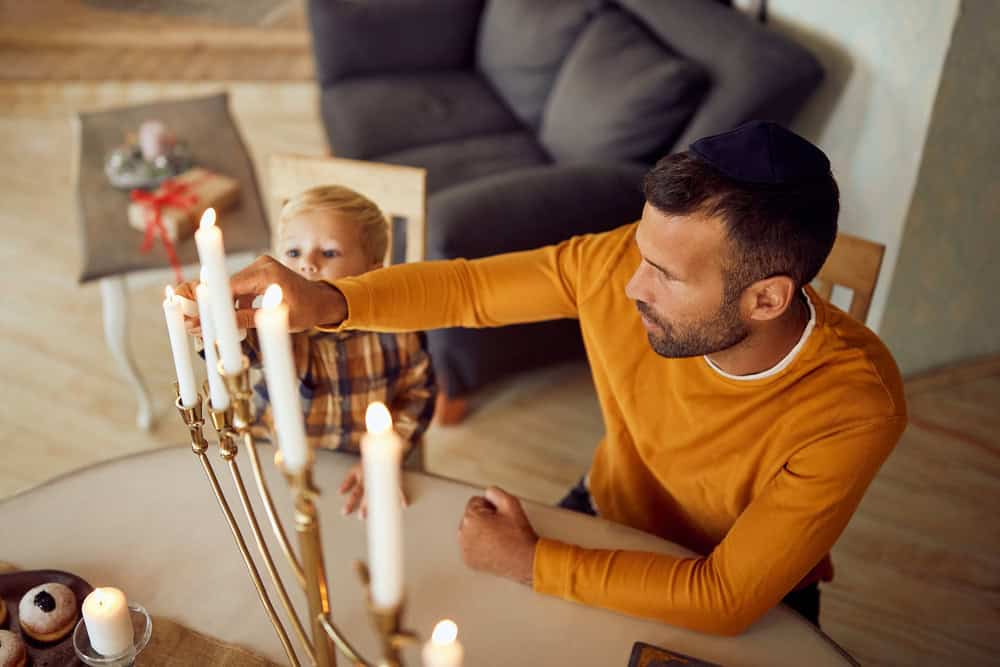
128, 167, 240, 242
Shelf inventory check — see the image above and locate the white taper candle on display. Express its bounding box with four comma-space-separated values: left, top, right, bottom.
162, 286, 197, 407
193, 208, 243, 374
254, 285, 309, 473
422, 620, 464, 667
361, 402, 405, 609
196, 277, 230, 410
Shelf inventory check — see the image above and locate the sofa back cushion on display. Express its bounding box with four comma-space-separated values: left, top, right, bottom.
617, 0, 824, 149
477, 0, 605, 129
309, 0, 486, 86
539, 8, 708, 163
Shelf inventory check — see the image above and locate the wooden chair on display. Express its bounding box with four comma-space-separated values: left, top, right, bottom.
268, 154, 431, 469
268, 153, 427, 264
813, 232, 886, 323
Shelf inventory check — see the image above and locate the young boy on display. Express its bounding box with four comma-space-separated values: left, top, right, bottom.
193, 185, 436, 513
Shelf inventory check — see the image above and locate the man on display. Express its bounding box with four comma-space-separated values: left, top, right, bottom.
225, 121, 906, 635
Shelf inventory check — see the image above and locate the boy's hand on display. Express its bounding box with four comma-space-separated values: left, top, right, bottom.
230, 256, 348, 332
339, 462, 409, 518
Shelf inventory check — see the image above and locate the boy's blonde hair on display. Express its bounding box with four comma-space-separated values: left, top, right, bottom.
278, 185, 389, 265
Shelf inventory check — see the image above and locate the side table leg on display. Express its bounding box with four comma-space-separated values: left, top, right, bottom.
100, 276, 154, 431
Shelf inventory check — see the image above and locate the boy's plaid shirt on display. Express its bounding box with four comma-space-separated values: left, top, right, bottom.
244, 328, 436, 453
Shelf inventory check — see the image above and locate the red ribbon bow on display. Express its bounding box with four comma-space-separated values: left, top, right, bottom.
131, 178, 199, 284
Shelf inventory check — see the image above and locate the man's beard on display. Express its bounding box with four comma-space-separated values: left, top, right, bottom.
636, 296, 749, 358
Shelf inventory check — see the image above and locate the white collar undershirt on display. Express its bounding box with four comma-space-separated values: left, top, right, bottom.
703, 289, 816, 381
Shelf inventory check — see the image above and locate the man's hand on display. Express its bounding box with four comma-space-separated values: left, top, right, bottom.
173, 281, 203, 334
228, 256, 348, 331
339, 462, 408, 519
458, 486, 538, 586
181, 256, 347, 332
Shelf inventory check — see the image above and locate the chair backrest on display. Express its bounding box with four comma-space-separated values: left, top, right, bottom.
268, 154, 427, 265
813, 232, 885, 323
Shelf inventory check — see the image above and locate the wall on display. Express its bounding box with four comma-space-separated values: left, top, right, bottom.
878, 0, 1000, 375
766, 0, 960, 330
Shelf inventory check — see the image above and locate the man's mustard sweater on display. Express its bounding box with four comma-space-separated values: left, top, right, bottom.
331, 223, 906, 635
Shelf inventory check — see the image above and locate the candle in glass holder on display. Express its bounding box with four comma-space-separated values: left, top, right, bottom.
254, 284, 308, 472
361, 401, 405, 609
162, 286, 197, 407
196, 275, 230, 410
422, 619, 463, 667
193, 208, 243, 374
82, 587, 133, 657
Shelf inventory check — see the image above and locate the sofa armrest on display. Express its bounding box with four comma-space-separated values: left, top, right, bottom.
427, 163, 648, 260
308, 0, 486, 87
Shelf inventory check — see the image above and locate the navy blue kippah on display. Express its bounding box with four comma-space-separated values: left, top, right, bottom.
689, 120, 830, 186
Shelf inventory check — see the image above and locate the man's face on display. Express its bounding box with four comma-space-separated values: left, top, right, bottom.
625, 203, 749, 358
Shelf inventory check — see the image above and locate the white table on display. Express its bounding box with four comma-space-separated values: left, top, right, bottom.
1, 447, 857, 666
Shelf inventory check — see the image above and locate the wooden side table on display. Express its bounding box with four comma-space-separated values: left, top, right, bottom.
74, 93, 270, 429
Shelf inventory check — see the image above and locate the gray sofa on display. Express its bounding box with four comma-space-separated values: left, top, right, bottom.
307, 0, 824, 398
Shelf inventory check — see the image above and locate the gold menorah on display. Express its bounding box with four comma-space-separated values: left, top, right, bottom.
173, 357, 416, 667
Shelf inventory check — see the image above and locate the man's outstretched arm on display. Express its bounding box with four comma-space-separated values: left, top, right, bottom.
226, 232, 608, 332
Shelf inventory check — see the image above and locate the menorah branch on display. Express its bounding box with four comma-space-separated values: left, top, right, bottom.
174, 392, 301, 667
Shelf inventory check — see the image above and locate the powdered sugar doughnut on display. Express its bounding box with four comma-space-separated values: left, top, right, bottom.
18, 582, 78, 642
0, 629, 26, 667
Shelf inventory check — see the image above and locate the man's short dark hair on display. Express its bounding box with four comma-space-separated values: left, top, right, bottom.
642, 152, 839, 299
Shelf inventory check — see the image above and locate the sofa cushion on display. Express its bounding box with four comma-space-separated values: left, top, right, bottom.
477, 0, 605, 129
320, 71, 522, 159
378, 131, 550, 193
426, 162, 647, 259
309, 0, 485, 87
539, 8, 708, 163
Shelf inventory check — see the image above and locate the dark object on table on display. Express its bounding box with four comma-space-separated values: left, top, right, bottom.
75, 93, 270, 283
0, 568, 93, 666
628, 641, 723, 666
307, 0, 825, 398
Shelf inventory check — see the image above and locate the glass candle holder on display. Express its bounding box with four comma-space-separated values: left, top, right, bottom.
73, 604, 152, 667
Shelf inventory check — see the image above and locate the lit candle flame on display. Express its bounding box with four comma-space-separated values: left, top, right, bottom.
262, 284, 283, 309
365, 402, 392, 435
431, 619, 458, 645
199, 208, 217, 230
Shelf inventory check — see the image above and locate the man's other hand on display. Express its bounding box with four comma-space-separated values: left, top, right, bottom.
459, 486, 538, 586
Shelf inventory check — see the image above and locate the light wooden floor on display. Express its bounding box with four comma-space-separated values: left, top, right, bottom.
1, 6, 998, 666
0, 0, 313, 81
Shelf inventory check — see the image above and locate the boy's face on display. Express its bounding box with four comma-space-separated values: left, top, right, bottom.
279, 209, 382, 282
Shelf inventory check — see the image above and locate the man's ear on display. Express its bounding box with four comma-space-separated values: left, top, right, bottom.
744, 275, 798, 322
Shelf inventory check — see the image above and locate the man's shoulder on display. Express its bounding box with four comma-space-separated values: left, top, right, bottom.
564, 222, 639, 305
569, 221, 638, 257
798, 289, 906, 421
